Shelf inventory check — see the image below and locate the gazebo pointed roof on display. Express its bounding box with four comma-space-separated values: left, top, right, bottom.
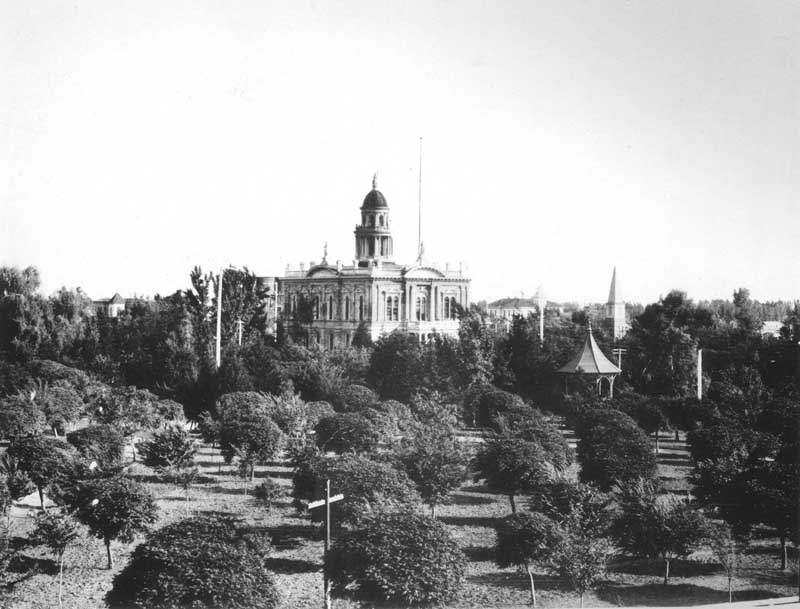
558, 325, 621, 375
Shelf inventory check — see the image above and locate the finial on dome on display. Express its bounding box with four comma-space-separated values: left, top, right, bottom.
372, 172, 378, 190
322, 242, 328, 264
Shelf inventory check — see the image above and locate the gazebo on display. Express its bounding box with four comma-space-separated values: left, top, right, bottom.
558, 323, 621, 397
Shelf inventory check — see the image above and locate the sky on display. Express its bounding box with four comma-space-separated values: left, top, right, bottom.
1, 0, 798, 305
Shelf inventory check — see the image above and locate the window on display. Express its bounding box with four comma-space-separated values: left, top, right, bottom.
384, 295, 400, 321
328, 295, 334, 320
415, 296, 427, 321
345, 296, 350, 320
444, 296, 457, 320
359, 296, 364, 321
313, 296, 320, 320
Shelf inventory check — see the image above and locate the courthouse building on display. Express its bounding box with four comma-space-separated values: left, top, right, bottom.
273, 175, 471, 348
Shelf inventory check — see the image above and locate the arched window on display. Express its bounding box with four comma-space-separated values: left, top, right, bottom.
328, 295, 334, 320
392, 296, 399, 321
345, 296, 350, 320
359, 295, 364, 321
415, 296, 427, 321
313, 296, 320, 320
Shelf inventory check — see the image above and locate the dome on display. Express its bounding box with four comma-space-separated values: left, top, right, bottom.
361, 173, 388, 209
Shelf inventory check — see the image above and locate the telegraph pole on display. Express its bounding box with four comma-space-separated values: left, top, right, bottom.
308, 479, 344, 609
215, 268, 223, 369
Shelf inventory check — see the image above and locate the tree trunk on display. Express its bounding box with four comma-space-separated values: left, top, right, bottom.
58, 554, 64, 609
728, 574, 732, 603
105, 539, 113, 569
579, 591, 584, 608
52, 426, 59, 438
38, 487, 45, 510
675, 429, 679, 441
431, 504, 436, 519
526, 563, 537, 607
655, 427, 660, 455
664, 558, 670, 585
509, 494, 517, 514
780, 535, 787, 570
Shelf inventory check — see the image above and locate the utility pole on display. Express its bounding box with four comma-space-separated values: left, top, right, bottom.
612, 347, 627, 370
417, 136, 423, 261
215, 268, 223, 369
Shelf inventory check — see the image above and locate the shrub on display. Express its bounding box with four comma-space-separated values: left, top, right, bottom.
252, 479, 284, 507
66, 425, 125, 468
138, 425, 196, 472
326, 511, 466, 606
496, 404, 573, 469
576, 409, 656, 491
108, 514, 279, 609
314, 412, 380, 453
293, 453, 420, 528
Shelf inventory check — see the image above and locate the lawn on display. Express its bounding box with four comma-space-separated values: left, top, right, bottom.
2, 432, 797, 609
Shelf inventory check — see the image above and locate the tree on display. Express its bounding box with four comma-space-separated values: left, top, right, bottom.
528, 477, 616, 536
332, 383, 379, 412
495, 512, 558, 606
108, 514, 279, 609
473, 435, 559, 513
0, 394, 45, 440
34, 382, 84, 437
71, 476, 158, 568
706, 522, 748, 603
293, 453, 420, 528
576, 409, 656, 491
219, 412, 283, 481
138, 425, 197, 474
367, 331, 426, 402
547, 509, 615, 608
66, 425, 125, 468
313, 412, 381, 454
94, 386, 163, 460
401, 425, 468, 517
7, 435, 79, 508
325, 511, 466, 606
613, 478, 708, 584
469, 386, 526, 428
31, 511, 80, 609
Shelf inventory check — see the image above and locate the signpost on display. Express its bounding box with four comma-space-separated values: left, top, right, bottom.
307, 479, 344, 609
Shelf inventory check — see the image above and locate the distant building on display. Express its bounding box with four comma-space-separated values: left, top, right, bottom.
487, 297, 539, 330
273, 175, 470, 348
602, 267, 628, 340
761, 320, 783, 337
92, 293, 126, 318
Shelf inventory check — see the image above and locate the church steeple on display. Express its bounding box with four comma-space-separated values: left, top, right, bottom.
354, 174, 393, 266
604, 266, 627, 340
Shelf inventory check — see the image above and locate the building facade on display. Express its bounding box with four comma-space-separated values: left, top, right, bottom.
275, 176, 470, 348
